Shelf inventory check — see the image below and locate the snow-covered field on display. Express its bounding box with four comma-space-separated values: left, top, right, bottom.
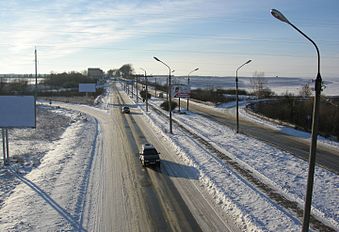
0, 83, 338, 231
0, 105, 98, 231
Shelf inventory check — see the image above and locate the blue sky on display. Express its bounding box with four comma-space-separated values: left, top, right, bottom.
0, 0, 338, 78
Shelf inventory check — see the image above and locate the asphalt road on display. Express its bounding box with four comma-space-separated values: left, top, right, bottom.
56, 88, 239, 231
178, 99, 339, 174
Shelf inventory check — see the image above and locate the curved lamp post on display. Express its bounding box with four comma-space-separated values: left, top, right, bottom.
140, 68, 148, 112
187, 68, 199, 111
167, 70, 175, 101
135, 76, 138, 103
236, 60, 252, 133
153, 56, 173, 134
271, 9, 322, 232
154, 77, 157, 96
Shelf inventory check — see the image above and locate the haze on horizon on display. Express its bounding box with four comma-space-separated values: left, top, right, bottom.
0, 0, 338, 79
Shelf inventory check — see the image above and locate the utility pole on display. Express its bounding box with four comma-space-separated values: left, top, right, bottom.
153, 57, 173, 133
154, 77, 157, 96
5, 129, 9, 161
235, 60, 252, 133
131, 79, 134, 98
35, 48, 38, 90
140, 68, 148, 112
271, 9, 322, 231
136, 76, 139, 103
187, 68, 199, 111
2, 129, 6, 165
34, 47, 38, 127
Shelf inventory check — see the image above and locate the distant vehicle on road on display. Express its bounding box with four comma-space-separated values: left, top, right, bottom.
122, 106, 130, 113
139, 143, 160, 167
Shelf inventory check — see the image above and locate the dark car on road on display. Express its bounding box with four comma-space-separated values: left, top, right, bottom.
122, 106, 130, 113
139, 144, 160, 167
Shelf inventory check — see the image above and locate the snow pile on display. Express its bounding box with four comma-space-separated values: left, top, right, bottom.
0, 106, 98, 231
173, 111, 339, 229
0, 106, 73, 205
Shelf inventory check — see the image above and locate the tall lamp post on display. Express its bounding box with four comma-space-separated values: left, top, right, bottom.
135, 76, 139, 103
131, 78, 134, 98
140, 68, 148, 112
187, 68, 199, 111
153, 56, 173, 134
166, 70, 175, 101
235, 60, 252, 133
154, 77, 157, 96
271, 9, 322, 232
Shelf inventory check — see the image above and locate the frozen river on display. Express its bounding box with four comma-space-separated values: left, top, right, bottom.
150, 76, 339, 96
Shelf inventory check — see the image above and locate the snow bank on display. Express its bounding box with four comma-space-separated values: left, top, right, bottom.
0, 108, 98, 231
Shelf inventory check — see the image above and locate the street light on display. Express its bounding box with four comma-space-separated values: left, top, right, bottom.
153, 56, 173, 134
271, 9, 322, 232
131, 78, 134, 98
235, 60, 252, 133
140, 68, 148, 112
166, 70, 175, 101
135, 76, 139, 103
187, 68, 199, 111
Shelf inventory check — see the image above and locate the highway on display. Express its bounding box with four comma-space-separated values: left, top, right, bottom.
56, 87, 239, 231
51, 82, 338, 231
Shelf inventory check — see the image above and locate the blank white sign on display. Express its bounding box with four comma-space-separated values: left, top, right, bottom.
0, 96, 36, 128
79, 83, 96, 92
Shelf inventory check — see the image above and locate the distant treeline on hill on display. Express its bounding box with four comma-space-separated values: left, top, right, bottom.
42, 72, 94, 88
0, 74, 49, 78
0, 71, 103, 97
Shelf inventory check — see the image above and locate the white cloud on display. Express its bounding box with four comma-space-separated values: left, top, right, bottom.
1, 0, 234, 72
0, 0, 338, 77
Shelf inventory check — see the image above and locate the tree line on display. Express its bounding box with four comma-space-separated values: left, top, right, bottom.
0, 71, 103, 97
249, 96, 339, 140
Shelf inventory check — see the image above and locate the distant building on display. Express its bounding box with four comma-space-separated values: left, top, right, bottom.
88, 68, 104, 79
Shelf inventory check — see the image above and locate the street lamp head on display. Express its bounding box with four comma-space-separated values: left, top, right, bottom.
246, 60, 252, 64
153, 56, 160, 62
188, 67, 199, 77
271, 9, 290, 24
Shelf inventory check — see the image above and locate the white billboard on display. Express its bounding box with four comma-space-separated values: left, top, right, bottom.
171, 84, 191, 98
79, 83, 96, 93
0, 96, 36, 128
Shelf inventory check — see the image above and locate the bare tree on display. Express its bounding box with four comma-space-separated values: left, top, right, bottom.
251, 71, 273, 98
299, 83, 312, 98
